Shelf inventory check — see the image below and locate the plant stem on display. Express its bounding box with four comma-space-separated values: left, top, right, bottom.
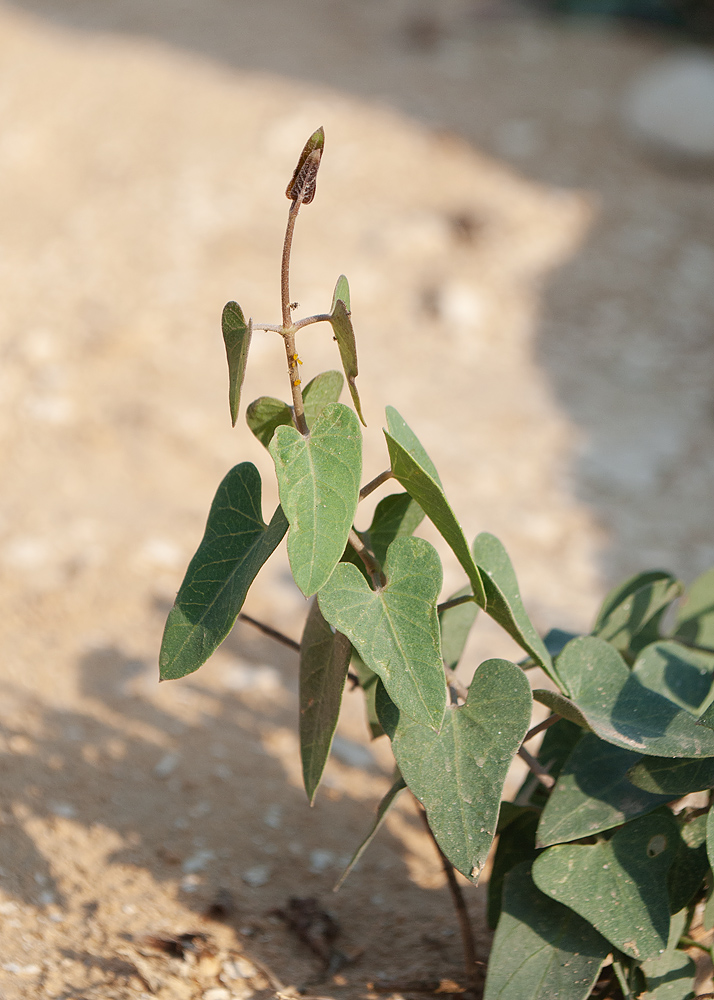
679, 936, 714, 959
359, 469, 394, 501
418, 806, 479, 993
348, 529, 384, 589
281, 197, 309, 436
293, 313, 332, 331
437, 594, 476, 614
518, 746, 555, 789
252, 322, 283, 333
238, 613, 300, 653
522, 713, 561, 744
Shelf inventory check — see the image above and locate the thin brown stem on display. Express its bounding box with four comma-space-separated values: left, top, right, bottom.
252, 322, 283, 333
359, 469, 394, 501
418, 806, 479, 993
348, 529, 384, 589
518, 746, 555, 789
281, 197, 309, 436
523, 713, 561, 744
238, 613, 300, 653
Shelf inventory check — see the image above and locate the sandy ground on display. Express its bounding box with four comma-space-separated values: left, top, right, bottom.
0, 2, 713, 998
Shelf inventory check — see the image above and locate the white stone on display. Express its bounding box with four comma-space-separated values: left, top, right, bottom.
623, 52, 714, 161
241, 864, 271, 888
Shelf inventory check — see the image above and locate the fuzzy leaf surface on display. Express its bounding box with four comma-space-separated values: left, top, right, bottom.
484, 861, 609, 1000
302, 370, 344, 427
668, 813, 708, 913
246, 396, 293, 448
222, 302, 252, 427
537, 733, 673, 847
299, 599, 352, 804
160, 463, 287, 680
472, 532, 554, 679
269, 402, 361, 597
381, 658, 532, 881
533, 636, 714, 757
440, 585, 478, 672
532, 810, 679, 961
641, 911, 696, 1000
384, 407, 485, 606
675, 566, 714, 652
593, 571, 682, 658
318, 535, 446, 731
632, 640, 714, 714
329, 276, 364, 425
335, 771, 406, 889
628, 755, 714, 795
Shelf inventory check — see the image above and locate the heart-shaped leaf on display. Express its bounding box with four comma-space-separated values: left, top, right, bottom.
537, 733, 673, 848
299, 599, 352, 804
160, 463, 288, 680
334, 770, 407, 890
384, 407, 485, 607
628, 755, 714, 795
533, 636, 714, 758
270, 401, 362, 597
633, 640, 714, 714
532, 810, 679, 961
222, 302, 252, 427
318, 535, 446, 731
329, 275, 365, 425
484, 862, 609, 1000
593, 570, 682, 659
675, 566, 714, 653
379, 658, 532, 880
364, 492, 425, 567
472, 533, 554, 680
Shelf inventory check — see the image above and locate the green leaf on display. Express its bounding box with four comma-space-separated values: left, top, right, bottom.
269, 402, 362, 597
222, 302, 252, 427
593, 570, 683, 659
246, 396, 293, 448
641, 910, 696, 1000
302, 370, 344, 428
483, 861, 609, 1000
533, 636, 714, 758
382, 658, 532, 881
537, 733, 673, 848
364, 492, 425, 568
532, 810, 679, 961
334, 770, 407, 890
471, 533, 554, 680
516, 718, 584, 810
160, 463, 288, 680
317, 535, 446, 731
384, 407, 486, 607
328, 276, 365, 425
299, 599, 352, 804
632, 640, 714, 714
668, 813, 708, 913
487, 809, 539, 929
628, 754, 714, 796
613, 954, 647, 1000
351, 654, 384, 739
676, 567, 714, 652
440, 585, 478, 672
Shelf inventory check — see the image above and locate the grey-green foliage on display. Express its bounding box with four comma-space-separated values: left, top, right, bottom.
159, 127, 714, 1000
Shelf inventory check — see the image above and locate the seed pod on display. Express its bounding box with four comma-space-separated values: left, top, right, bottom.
285, 126, 325, 205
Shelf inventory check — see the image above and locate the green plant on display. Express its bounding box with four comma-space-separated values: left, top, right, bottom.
160, 127, 714, 1000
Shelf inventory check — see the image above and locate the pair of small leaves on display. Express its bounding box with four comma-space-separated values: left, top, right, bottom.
160, 463, 287, 680
532, 810, 679, 961
533, 636, 714, 758
592, 569, 683, 660
270, 401, 362, 597
377, 658, 532, 881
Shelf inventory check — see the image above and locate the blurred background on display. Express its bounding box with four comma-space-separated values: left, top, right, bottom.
0, 2, 713, 997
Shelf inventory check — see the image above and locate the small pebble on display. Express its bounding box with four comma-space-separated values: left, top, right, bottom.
241, 865, 270, 888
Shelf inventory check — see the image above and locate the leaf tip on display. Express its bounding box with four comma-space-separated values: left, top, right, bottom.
286, 126, 325, 205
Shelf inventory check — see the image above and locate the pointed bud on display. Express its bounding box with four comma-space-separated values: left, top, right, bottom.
285, 126, 325, 205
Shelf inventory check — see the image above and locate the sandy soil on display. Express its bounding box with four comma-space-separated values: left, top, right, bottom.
0, 2, 713, 998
